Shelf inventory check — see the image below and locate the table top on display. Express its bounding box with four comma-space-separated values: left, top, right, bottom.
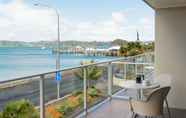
121, 80, 160, 89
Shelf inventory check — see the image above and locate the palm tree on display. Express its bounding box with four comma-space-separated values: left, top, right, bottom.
74, 61, 102, 87
119, 45, 128, 56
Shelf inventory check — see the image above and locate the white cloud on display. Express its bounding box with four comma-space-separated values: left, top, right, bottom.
0, 0, 154, 42
0, 0, 57, 41
112, 11, 127, 23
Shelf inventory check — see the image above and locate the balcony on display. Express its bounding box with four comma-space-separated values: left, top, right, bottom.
81, 96, 186, 118
0, 52, 185, 118
1, 0, 186, 117
0, 53, 158, 117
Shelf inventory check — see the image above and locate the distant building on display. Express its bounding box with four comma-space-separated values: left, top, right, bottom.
108, 46, 120, 51
74, 46, 84, 52
85, 48, 95, 52
96, 48, 109, 52
108, 46, 120, 56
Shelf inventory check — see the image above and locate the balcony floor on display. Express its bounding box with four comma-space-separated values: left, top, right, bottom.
85, 99, 186, 118
83, 90, 186, 118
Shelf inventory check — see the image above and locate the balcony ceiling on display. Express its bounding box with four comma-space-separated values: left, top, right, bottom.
144, 0, 186, 9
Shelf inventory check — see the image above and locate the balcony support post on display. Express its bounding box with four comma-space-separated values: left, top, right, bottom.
108, 63, 113, 98
83, 67, 87, 115
57, 80, 60, 99
124, 64, 127, 80
135, 64, 138, 76
40, 75, 45, 118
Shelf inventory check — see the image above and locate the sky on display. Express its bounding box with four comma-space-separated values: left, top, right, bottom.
0, 0, 154, 42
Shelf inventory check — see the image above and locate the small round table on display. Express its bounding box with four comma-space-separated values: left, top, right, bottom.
121, 80, 160, 100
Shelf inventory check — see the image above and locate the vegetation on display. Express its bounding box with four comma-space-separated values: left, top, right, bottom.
46, 87, 102, 118
111, 39, 127, 46
0, 40, 111, 49
44, 61, 104, 118
0, 99, 39, 118
119, 41, 154, 56
0, 40, 154, 50
74, 60, 103, 87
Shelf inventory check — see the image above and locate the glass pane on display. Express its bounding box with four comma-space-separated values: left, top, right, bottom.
126, 64, 136, 80
112, 63, 124, 94
144, 64, 154, 80
44, 73, 58, 103
86, 63, 109, 109
136, 64, 144, 75
0, 77, 40, 117
45, 68, 84, 118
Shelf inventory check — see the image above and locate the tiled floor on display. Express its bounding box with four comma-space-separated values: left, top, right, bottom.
85, 99, 186, 118
82, 89, 186, 118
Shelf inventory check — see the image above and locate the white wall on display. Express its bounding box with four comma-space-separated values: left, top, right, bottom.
155, 7, 186, 109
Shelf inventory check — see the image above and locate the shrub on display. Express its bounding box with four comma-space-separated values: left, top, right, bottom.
0, 112, 3, 118
87, 95, 94, 103
1, 99, 39, 118
56, 88, 102, 117
58, 101, 73, 116
88, 87, 102, 97
72, 90, 83, 96
88, 87, 98, 97
46, 106, 62, 118
77, 94, 83, 105
67, 96, 79, 108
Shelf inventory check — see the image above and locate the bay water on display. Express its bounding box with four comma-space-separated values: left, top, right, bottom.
0, 47, 116, 81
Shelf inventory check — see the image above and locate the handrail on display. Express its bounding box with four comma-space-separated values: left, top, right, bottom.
111, 61, 154, 65
0, 52, 154, 85
0, 52, 154, 118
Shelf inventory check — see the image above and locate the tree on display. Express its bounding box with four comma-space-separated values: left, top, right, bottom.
74, 61, 103, 87
119, 41, 145, 57
112, 39, 127, 46
119, 45, 128, 56
144, 42, 154, 52
127, 48, 142, 56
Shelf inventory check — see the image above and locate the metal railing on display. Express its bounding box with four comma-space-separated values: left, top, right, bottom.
0, 53, 154, 118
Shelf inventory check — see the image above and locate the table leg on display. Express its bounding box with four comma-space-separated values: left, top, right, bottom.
137, 89, 140, 100
137, 89, 143, 100
140, 89, 143, 100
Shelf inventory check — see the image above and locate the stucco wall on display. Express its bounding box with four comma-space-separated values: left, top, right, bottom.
155, 7, 186, 109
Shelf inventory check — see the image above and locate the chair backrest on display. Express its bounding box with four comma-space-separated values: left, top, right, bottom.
147, 86, 171, 101
146, 87, 171, 113
131, 87, 171, 116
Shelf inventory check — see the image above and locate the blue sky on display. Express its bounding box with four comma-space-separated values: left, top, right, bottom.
0, 0, 154, 42
28, 0, 154, 21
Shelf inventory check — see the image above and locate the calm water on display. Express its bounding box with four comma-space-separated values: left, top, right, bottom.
0, 48, 116, 81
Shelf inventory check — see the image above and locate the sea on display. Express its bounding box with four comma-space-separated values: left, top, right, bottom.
0, 47, 117, 81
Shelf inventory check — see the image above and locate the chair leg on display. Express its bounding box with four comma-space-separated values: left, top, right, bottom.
165, 98, 171, 118
161, 115, 165, 118
131, 113, 137, 118
134, 114, 137, 118
145, 116, 151, 118
131, 112, 135, 118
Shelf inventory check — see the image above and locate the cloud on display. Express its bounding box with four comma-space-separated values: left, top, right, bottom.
0, 0, 154, 42
112, 11, 127, 23
0, 0, 57, 41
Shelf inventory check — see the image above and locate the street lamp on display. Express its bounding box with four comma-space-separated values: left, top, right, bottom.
34, 3, 61, 99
